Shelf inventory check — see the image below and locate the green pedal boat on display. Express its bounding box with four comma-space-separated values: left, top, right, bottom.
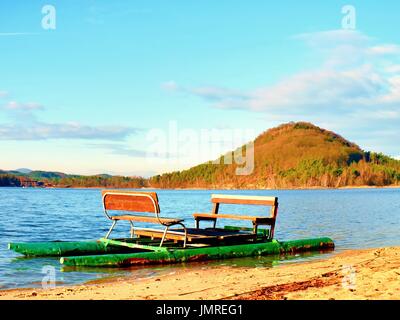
8, 191, 335, 267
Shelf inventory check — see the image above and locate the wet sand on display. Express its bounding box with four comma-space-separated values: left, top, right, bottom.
1, 247, 399, 300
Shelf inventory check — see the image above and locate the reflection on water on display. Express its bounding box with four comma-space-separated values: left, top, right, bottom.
0, 187, 399, 289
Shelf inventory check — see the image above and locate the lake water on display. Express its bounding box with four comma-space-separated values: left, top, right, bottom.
0, 187, 399, 289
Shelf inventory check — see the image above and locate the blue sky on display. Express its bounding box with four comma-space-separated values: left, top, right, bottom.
1, 1, 400, 176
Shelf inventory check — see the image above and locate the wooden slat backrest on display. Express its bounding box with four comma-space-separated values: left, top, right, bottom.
102, 190, 160, 213
211, 194, 278, 218
211, 194, 277, 206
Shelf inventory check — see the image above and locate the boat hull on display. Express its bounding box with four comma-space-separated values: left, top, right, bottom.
8, 240, 140, 257
60, 237, 335, 267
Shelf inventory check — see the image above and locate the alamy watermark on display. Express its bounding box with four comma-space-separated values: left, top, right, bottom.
146, 121, 255, 176
341, 265, 356, 290
341, 5, 356, 30
41, 265, 56, 289
41, 5, 56, 30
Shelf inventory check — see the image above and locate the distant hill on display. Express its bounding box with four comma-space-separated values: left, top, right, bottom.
15, 168, 32, 174
149, 122, 400, 189
0, 169, 146, 188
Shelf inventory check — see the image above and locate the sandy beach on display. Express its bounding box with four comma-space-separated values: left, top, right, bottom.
1, 246, 399, 300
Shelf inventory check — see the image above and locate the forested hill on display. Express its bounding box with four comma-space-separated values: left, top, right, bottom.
2, 122, 400, 189
149, 122, 400, 189
0, 170, 146, 188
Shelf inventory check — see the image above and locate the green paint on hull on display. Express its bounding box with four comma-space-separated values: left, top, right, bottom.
8, 240, 138, 257
60, 237, 334, 267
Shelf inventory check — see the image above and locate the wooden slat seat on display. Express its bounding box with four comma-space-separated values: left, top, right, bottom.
111, 215, 184, 225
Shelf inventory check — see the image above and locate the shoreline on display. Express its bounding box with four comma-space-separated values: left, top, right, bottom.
1, 246, 399, 300
1, 185, 400, 191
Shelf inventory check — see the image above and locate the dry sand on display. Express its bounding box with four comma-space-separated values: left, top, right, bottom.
1, 247, 399, 300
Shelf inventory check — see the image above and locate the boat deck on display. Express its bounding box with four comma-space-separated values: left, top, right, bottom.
134, 227, 259, 244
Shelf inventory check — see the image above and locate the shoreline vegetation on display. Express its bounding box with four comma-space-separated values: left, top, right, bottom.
1, 246, 399, 300
2, 185, 400, 191
1, 122, 400, 190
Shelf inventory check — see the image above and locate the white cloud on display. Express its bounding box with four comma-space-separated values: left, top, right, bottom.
88, 143, 148, 157
385, 65, 400, 73
162, 81, 250, 103
0, 95, 139, 141
247, 66, 386, 111
367, 45, 400, 55
0, 32, 38, 36
379, 76, 400, 104
5, 101, 43, 111
294, 30, 370, 47
348, 109, 400, 121
0, 122, 137, 141
171, 65, 394, 113
165, 29, 400, 156
161, 81, 179, 91
189, 86, 249, 102
170, 30, 400, 113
